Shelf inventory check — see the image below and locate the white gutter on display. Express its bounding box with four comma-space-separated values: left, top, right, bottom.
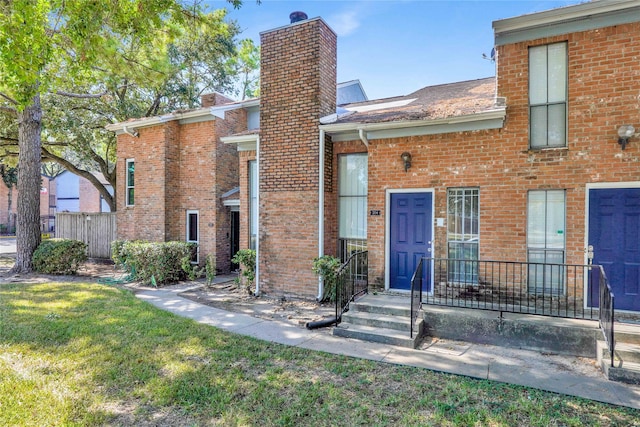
255, 136, 261, 296
319, 108, 506, 134
317, 129, 325, 301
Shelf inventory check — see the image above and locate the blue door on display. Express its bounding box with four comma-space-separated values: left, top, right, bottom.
390, 192, 432, 291
589, 188, 640, 311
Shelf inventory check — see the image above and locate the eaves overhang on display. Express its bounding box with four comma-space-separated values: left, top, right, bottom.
105, 98, 261, 135
221, 133, 259, 152
494, 0, 640, 46
319, 108, 506, 142
105, 108, 215, 135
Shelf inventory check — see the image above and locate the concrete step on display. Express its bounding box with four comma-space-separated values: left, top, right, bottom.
350, 294, 414, 317
600, 358, 640, 385
597, 340, 640, 385
341, 310, 413, 332
598, 341, 640, 364
333, 321, 423, 349
615, 323, 640, 345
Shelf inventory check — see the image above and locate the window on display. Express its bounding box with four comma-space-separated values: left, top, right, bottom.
186, 210, 199, 263
529, 42, 567, 149
125, 159, 134, 206
527, 190, 565, 294
338, 154, 367, 260
249, 160, 258, 250
447, 188, 479, 283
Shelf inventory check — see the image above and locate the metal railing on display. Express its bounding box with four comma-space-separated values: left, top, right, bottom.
419, 258, 602, 320
338, 238, 367, 263
410, 258, 424, 338
597, 265, 615, 367
335, 250, 368, 325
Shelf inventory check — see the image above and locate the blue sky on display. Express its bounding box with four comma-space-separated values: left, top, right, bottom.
209, 0, 586, 100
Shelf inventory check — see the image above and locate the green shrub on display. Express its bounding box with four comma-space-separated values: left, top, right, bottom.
33, 239, 88, 275
205, 254, 216, 285
312, 255, 341, 302
231, 249, 256, 294
113, 240, 194, 286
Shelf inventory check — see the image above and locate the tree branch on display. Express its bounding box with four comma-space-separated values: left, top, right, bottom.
0, 105, 17, 115
41, 147, 116, 211
56, 90, 108, 99
0, 92, 18, 105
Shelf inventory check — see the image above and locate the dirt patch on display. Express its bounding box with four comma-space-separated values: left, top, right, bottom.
0, 255, 335, 329
178, 278, 336, 328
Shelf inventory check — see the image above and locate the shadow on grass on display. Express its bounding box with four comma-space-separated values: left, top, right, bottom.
1, 282, 639, 426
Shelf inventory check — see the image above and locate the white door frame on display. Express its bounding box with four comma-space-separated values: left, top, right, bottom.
385, 188, 435, 292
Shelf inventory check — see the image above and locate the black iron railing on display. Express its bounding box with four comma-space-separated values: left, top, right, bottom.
419, 258, 602, 320
597, 265, 615, 367
335, 250, 368, 325
410, 258, 424, 338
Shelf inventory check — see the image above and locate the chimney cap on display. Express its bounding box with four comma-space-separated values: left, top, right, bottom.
289, 11, 308, 24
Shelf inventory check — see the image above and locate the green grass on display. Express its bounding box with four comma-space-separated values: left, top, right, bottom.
1, 282, 638, 426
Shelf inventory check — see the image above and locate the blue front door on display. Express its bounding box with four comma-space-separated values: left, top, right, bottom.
589, 188, 640, 312
389, 192, 432, 291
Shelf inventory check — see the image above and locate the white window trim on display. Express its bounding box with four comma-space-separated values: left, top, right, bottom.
186, 210, 199, 264
125, 158, 134, 207
528, 42, 568, 150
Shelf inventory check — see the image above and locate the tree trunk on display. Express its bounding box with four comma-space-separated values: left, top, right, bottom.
7, 187, 13, 233
11, 94, 42, 273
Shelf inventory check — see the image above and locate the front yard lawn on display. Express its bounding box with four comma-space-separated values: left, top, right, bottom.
1, 282, 638, 426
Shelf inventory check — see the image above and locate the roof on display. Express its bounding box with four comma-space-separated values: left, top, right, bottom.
325, 77, 499, 125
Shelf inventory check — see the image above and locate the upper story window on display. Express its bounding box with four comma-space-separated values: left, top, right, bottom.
529, 42, 567, 149
125, 159, 134, 206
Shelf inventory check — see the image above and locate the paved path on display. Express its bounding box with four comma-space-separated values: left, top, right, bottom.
136, 284, 640, 410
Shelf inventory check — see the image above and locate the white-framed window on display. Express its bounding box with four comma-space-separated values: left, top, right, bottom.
186, 210, 199, 264
527, 190, 566, 294
529, 42, 567, 149
338, 153, 367, 260
249, 160, 258, 250
125, 159, 135, 206
447, 188, 479, 283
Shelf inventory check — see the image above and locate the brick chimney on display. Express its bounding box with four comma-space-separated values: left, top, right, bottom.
258, 16, 337, 298
200, 92, 235, 108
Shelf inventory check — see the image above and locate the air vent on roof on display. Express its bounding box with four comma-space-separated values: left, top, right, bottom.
290, 11, 308, 24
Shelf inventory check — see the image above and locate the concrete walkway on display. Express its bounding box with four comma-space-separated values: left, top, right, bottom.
135, 283, 640, 410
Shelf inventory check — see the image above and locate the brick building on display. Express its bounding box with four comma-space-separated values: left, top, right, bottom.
107, 94, 246, 272
110, 1, 640, 312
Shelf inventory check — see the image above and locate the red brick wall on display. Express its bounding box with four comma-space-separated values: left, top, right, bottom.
117, 125, 170, 241
259, 18, 337, 298
337, 21, 640, 291
116, 110, 244, 272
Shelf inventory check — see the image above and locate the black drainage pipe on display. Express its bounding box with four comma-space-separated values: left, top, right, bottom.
305, 316, 338, 330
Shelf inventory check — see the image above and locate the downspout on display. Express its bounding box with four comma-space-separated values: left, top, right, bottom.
317, 129, 325, 300
358, 128, 369, 148
122, 126, 139, 138
255, 136, 261, 296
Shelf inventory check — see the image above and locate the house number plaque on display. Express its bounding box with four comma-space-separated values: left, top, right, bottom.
370, 210, 381, 216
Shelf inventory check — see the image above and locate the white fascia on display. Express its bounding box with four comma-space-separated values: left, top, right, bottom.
493, 0, 640, 34
106, 108, 212, 134
319, 108, 506, 141
221, 134, 259, 152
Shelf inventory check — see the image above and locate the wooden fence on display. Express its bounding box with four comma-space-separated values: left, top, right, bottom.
55, 212, 116, 259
